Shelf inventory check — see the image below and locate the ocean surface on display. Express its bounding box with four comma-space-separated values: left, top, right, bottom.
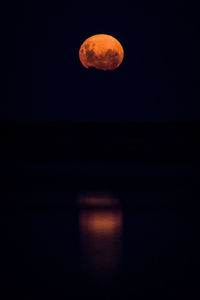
1, 122, 199, 299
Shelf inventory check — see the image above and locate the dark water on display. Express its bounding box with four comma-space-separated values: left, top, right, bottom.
1, 123, 200, 299
1, 191, 200, 300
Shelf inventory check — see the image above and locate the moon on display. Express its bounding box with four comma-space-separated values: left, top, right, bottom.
79, 34, 124, 71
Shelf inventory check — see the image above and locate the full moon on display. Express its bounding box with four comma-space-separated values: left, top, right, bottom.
79, 34, 124, 71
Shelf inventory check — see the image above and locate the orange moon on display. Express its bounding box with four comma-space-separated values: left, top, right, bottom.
79, 34, 124, 71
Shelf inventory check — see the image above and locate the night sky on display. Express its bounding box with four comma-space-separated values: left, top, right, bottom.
3, 0, 200, 121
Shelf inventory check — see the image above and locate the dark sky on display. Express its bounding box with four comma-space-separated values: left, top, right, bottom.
3, 0, 200, 121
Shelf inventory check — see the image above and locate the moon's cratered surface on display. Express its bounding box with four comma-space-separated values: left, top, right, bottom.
79, 34, 124, 71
